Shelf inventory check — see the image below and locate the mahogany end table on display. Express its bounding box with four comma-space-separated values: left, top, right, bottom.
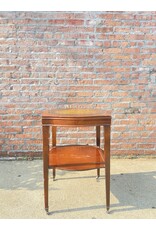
42, 109, 111, 214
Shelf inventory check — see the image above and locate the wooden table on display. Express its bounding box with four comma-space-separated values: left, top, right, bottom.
42, 109, 111, 214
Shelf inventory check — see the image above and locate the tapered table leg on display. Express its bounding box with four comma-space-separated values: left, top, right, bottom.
96, 126, 100, 179
42, 125, 50, 213
97, 168, 100, 179
53, 168, 56, 181
104, 125, 111, 212
52, 126, 56, 181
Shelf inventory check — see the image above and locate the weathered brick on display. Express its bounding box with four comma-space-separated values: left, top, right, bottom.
0, 11, 155, 158
65, 19, 84, 25
96, 27, 113, 33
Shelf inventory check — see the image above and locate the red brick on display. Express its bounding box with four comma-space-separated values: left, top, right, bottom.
77, 92, 93, 97
65, 19, 84, 25
96, 27, 113, 33
114, 14, 135, 20
105, 20, 122, 26
137, 144, 155, 149
48, 19, 65, 24
122, 21, 141, 27
106, 48, 122, 54
4, 127, 22, 133
99, 14, 114, 19
124, 48, 140, 53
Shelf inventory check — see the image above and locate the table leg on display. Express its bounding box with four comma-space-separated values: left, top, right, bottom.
52, 126, 56, 181
52, 126, 56, 146
96, 126, 100, 179
53, 167, 56, 181
104, 125, 111, 212
42, 125, 50, 214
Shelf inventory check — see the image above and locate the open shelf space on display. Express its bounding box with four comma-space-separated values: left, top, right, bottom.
49, 145, 105, 171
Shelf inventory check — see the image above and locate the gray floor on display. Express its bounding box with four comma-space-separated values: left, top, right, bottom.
0, 159, 156, 219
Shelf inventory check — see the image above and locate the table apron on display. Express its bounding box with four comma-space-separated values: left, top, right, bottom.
42, 118, 111, 126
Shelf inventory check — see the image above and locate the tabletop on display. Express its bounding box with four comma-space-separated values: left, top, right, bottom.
42, 108, 111, 119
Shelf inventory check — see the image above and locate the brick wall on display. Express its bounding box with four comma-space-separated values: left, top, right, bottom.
0, 11, 156, 158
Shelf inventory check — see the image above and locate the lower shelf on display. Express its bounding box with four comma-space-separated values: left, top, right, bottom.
49, 145, 105, 171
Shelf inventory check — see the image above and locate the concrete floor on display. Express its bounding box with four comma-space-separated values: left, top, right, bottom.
0, 159, 156, 219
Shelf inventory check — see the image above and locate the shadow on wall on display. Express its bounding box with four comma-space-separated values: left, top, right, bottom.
0, 160, 156, 214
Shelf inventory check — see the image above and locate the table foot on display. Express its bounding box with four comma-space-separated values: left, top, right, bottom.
45, 208, 49, 215
106, 207, 110, 214
53, 168, 56, 181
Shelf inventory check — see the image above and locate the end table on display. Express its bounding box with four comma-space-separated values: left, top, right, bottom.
42, 109, 111, 214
